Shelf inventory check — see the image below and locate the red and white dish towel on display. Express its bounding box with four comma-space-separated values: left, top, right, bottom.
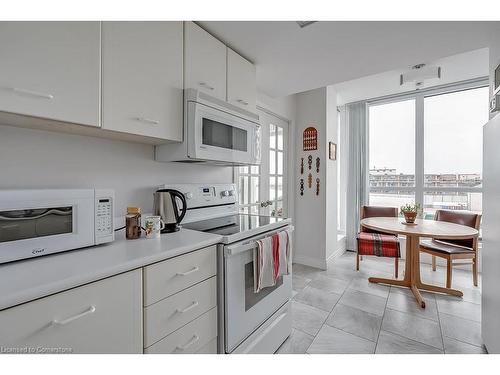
254, 229, 292, 293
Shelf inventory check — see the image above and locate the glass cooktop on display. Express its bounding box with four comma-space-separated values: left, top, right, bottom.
182, 214, 287, 236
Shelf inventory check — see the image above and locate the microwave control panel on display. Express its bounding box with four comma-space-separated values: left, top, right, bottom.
95, 190, 114, 244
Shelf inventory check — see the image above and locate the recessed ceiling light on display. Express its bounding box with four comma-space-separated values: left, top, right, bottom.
296, 21, 317, 28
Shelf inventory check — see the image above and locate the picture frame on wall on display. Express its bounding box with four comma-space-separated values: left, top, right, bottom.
329, 142, 336, 160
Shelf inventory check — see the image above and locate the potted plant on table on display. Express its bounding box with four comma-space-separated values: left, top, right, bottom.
400, 203, 421, 224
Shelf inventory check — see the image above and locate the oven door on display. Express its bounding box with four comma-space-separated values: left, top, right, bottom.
0, 189, 95, 263
187, 101, 261, 165
223, 227, 292, 352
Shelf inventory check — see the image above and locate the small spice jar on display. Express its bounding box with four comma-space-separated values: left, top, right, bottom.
126, 207, 142, 239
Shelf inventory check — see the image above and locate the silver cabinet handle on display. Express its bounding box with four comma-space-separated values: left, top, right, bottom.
51, 306, 96, 326
135, 117, 159, 125
198, 82, 215, 90
237, 99, 249, 106
176, 335, 199, 351
11, 87, 54, 99
176, 301, 199, 314
176, 266, 199, 276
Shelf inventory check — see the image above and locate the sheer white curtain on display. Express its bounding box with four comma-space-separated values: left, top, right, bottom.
346, 102, 369, 251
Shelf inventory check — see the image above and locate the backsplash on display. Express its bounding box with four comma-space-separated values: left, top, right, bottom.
0, 125, 233, 215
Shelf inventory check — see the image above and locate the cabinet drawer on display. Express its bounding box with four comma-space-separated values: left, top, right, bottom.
0, 270, 142, 354
196, 338, 218, 354
144, 277, 216, 347
143, 246, 216, 306
145, 307, 217, 354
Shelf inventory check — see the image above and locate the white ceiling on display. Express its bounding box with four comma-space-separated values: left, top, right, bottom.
335, 48, 490, 105
199, 21, 500, 97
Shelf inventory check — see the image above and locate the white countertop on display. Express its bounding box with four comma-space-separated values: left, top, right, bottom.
0, 229, 222, 311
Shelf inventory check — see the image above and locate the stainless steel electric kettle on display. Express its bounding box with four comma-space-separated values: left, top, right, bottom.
153, 189, 187, 233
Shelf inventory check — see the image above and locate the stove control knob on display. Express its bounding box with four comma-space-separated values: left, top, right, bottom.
221, 190, 230, 197
184, 192, 193, 200
228, 190, 235, 196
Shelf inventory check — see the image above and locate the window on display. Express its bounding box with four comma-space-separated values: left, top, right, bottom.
423, 87, 488, 218
369, 99, 415, 211
368, 83, 488, 219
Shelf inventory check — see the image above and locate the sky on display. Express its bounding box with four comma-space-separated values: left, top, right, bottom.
369, 86, 489, 176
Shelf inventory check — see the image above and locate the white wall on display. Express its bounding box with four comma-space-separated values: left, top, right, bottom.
294, 87, 338, 269
325, 86, 338, 260
0, 125, 233, 215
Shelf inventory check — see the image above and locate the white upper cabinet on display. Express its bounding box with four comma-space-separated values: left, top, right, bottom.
184, 22, 227, 101
227, 48, 257, 111
0, 22, 100, 126
102, 22, 183, 142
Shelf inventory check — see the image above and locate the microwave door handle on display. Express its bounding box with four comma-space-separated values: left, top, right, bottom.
254, 126, 261, 163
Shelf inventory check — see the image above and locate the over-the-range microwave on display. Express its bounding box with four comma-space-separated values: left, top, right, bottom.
155, 89, 261, 166
0, 189, 114, 264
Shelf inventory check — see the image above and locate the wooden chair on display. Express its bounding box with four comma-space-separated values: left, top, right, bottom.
356, 206, 400, 278
419, 210, 481, 288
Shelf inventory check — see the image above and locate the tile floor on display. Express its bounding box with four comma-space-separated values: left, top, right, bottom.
277, 251, 486, 354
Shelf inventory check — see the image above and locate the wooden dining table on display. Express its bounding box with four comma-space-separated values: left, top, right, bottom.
360, 217, 479, 308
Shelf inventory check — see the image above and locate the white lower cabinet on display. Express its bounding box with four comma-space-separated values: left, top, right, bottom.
143, 247, 219, 354
0, 247, 219, 354
143, 277, 217, 348
145, 308, 217, 354
0, 270, 143, 354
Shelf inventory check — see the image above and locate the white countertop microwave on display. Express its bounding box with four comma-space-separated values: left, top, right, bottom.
155, 89, 261, 166
0, 189, 114, 264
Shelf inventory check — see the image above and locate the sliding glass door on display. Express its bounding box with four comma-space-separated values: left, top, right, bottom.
368, 82, 489, 217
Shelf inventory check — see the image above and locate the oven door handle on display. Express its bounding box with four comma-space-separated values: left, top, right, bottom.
224, 225, 294, 257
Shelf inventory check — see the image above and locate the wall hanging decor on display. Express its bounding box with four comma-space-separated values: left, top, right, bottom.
308, 155, 313, 170
303, 126, 318, 151
329, 142, 337, 161
308, 173, 313, 188
300, 179, 305, 196
316, 178, 320, 196
316, 157, 320, 173
300, 157, 304, 175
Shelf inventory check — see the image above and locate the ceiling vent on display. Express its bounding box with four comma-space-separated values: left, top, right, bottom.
400, 63, 441, 89
296, 21, 317, 28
